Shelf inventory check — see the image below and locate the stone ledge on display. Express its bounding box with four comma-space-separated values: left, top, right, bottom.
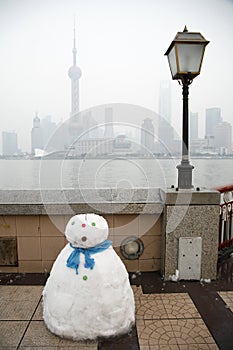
0, 189, 164, 215
163, 188, 220, 205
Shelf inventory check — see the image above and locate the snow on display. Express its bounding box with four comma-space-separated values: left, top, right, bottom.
43, 214, 135, 340
169, 269, 180, 282
200, 278, 211, 283
65, 214, 109, 249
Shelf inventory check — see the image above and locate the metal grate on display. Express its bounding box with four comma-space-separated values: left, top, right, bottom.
0, 237, 18, 266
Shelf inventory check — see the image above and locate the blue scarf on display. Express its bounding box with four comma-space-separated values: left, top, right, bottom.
66, 240, 112, 275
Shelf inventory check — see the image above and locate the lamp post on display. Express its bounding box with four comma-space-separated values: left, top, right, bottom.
165, 26, 209, 189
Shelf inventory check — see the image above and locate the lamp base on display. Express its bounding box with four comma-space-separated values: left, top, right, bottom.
177, 160, 194, 189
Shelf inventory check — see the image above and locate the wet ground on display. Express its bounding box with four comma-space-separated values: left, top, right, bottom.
0, 258, 233, 350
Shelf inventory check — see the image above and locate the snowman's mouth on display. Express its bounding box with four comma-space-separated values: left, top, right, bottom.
81, 236, 87, 242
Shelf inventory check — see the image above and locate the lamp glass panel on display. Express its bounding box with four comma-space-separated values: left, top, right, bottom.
177, 44, 204, 73
167, 46, 177, 78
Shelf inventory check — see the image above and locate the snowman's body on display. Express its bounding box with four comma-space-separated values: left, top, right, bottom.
43, 214, 135, 340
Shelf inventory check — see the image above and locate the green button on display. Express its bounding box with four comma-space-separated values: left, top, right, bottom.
83, 275, 88, 281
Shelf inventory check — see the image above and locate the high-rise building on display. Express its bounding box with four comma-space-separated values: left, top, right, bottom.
214, 121, 232, 154
31, 113, 43, 154
82, 110, 99, 139
190, 112, 198, 140
31, 113, 58, 153
158, 119, 174, 154
159, 80, 171, 124
40, 116, 57, 147
2, 131, 18, 156
141, 118, 154, 155
205, 108, 222, 137
68, 25, 82, 116
104, 107, 114, 138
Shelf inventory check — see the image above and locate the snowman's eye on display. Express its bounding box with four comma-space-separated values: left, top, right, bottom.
71, 221, 75, 226
91, 222, 96, 227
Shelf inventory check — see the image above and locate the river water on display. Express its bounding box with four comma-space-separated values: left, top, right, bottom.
0, 158, 232, 190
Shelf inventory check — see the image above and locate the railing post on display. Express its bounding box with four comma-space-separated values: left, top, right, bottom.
215, 184, 233, 250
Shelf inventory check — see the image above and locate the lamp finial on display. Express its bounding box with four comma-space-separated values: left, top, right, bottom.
183, 26, 188, 32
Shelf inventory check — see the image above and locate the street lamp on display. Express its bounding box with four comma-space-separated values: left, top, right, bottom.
165, 26, 209, 189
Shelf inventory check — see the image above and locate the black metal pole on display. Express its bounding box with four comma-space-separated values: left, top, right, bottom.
177, 75, 194, 189
182, 77, 189, 161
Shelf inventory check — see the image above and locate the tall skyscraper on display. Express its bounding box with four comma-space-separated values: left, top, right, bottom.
2, 131, 18, 156
41, 116, 57, 147
82, 110, 99, 138
158, 119, 174, 154
141, 118, 154, 154
205, 108, 222, 137
104, 107, 114, 138
68, 25, 82, 116
31, 113, 43, 154
159, 80, 171, 124
190, 112, 199, 140
214, 121, 232, 154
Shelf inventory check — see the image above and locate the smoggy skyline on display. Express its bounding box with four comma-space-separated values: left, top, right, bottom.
0, 0, 233, 152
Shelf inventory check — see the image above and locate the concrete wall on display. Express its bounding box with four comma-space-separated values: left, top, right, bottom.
0, 214, 162, 273
0, 188, 220, 280
161, 189, 220, 280
0, 189, 163, 274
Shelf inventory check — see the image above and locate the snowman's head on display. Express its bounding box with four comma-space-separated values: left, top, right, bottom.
65, 213, 109, 248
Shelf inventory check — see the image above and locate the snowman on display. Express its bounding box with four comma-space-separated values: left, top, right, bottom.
43, 213, 135, 340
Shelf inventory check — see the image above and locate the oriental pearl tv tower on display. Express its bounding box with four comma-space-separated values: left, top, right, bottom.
68, 25, 82, 116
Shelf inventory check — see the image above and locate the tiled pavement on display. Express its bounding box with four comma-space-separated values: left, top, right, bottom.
0, 285, 97, 349
0, 264, 233, 350
133, 286, 218, 349
218, 291, 233, 312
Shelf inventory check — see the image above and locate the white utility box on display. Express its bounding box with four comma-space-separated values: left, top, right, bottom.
178, 237, 202, 280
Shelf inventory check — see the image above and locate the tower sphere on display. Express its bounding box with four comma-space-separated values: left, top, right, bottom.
68, 65, 82, 80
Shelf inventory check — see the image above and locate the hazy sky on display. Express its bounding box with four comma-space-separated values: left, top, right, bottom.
0, 0, 233, 152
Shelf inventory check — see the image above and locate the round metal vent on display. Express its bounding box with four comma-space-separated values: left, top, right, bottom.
120, 236, 144, 260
